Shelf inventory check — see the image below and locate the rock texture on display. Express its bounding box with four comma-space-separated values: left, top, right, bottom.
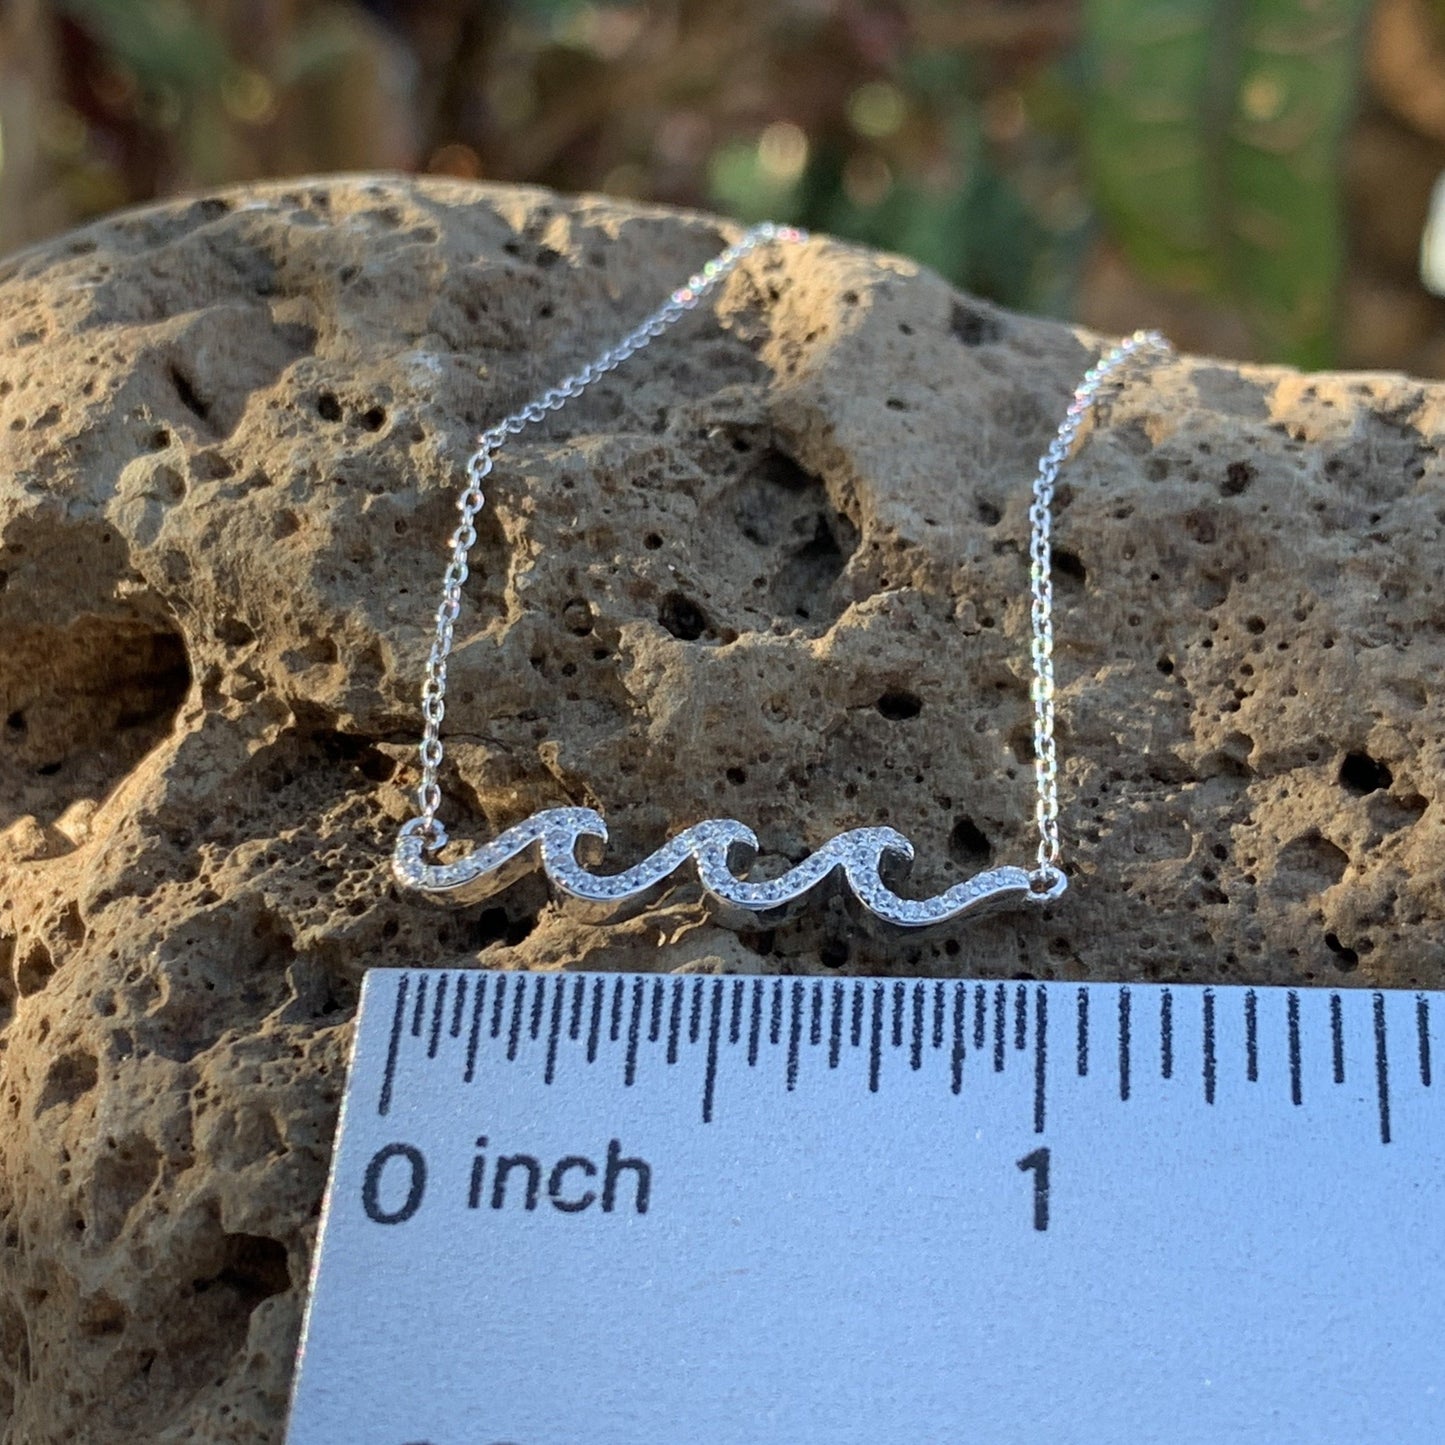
0, 174, 1441, 1442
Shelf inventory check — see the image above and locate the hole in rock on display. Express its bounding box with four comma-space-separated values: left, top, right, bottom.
734, 446, 857, 632
215, 616, 255, 648
875, 690, 922, 721
1053, 550, 1087, 586
1, 617, 190, 830
1221, 461, 1254, 496
950, 300, 1003, 346
16, 940, 55, 997
1324, 932, 1359, 970
1339, 751, 1391, 796
1274, 831, 1348, 897
949, 816, 993, 866
316, 730, 396, 784
193, 1233, 290, 1310
658, 591, 708, 641
466, 908, 539, 951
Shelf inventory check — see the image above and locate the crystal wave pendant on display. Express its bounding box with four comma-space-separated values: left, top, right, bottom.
392, 809, 1061, 929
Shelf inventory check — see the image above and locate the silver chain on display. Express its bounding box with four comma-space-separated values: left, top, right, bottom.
1026, 328, 1173, 892
403, 219, 1170, 895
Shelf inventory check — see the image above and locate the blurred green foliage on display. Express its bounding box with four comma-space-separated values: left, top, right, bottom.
8, 0, 1394, 364
1083, 0, 1371, 366
710, 49, 1076, 318
57, 0, 230, 91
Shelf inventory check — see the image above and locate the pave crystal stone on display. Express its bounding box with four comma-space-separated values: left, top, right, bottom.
392, 806, 1058, 927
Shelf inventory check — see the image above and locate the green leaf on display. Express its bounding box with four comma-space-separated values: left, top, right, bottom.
1081, 0, 1371, 366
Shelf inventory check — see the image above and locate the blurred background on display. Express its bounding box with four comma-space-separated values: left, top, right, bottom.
2, 0, 1445, 373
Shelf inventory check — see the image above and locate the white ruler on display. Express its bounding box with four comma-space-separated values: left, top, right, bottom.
287, 970, 1443, 1444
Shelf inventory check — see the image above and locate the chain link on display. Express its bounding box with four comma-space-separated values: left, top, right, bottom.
1026, 329, 1173, 896
402, 222, 1169, 902
408, 222, 809, 849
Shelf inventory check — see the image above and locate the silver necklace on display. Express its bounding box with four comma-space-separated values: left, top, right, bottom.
390, 222, 1171, 927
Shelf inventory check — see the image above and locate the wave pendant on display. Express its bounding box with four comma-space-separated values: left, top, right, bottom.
392, 809, 1061, 929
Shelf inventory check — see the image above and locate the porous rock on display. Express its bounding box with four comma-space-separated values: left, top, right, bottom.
0, 175, 1441, 1441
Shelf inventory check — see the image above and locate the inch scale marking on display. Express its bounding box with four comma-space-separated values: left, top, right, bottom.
378, 971, 1425, 1141
290, 972, 1445, 1445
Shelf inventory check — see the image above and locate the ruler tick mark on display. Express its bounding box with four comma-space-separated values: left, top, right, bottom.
1014, 984, 1027, 1051
810, 981, 823, 1048
932, 983, 945, 1050
1159, 988, 1173, 1080
950, 982, 965, 1095
850, 982, 864, 1049
610, 976, 625, 1043
1245, 990, 1259, 1082
1034, 985, 1048, 1134
528, 975, 546, 1040
828, 982, 844, 1069
489, 972, 506, 1040
1287, 991, 1302, 1106
769, 980, 783, 1048
450, 973, 468, 1038
1374, 992, 1391, 1144
748, 979, 763, 1066
1331, 993, 1345, 1084
411, 973, 429, 1038
586, 977, 604, 1063
378, 973, 409, 1116
666, 977, 684, 1064
729, 978, 744, 1046
869, 984, 885, 1093
1203, 989, 1216, 1105
1118, 987, 1132, 1102
702, 979, 723, 1124
1077, 987, 1089, 1078
506, 975, 527, 1061
544, 976, 566, 1084
892, 981, 906, 1050
464, 972, 487, 1085
910, 982, 925, 1070
568, 975, 585, 1041
689, 978, 704, 1046
624, 977, 645, 1085
786, 980, 804, 1091
973, 984, 986, 1052
428, 973, 449, 1058
993, 983, 1006, 1073
649, 978, 665, 1044
1418, 995, 1432, 1088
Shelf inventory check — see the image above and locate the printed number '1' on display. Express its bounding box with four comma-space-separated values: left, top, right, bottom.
1017, 1147, 1050, 1232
